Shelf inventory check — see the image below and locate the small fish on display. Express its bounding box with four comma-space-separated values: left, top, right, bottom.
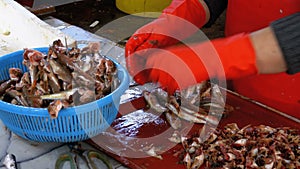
166, 103, 206, 124
28, 88, 79, 100
145, 146, 163, 160
191, 153, 204, 169
48, 59, 72, 83
165, 111, 182, 129
48, 100, 63, 118
0, 80, 13, 96
183, 153, 192, 169
168, 131, 182, 143
6, 90, 29, 107
3, 154, 18, 169
9, 68, 23, 81
143, 91, 167, 113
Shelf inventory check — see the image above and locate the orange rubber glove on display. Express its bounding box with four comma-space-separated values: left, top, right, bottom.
129, 33, 258, 94
125, 0, 208, 83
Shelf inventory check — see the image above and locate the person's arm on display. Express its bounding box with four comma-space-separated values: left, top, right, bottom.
270, 12, 300, 74
250, 27, 287, 74
251, 12, 300, 74
126, 12, 300, 94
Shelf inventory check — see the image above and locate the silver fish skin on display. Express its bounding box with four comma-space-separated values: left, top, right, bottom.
3, 154, 18, 169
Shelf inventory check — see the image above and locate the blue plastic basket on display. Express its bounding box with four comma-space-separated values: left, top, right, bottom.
0, 48, 130, 142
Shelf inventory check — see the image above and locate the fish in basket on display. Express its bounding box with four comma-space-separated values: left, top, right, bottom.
0, 40, 130, 142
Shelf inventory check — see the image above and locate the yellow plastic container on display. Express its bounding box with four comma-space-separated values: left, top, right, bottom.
116, 0, 172, 18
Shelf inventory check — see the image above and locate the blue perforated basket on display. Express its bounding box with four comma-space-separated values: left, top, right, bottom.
0, 48, 130, 142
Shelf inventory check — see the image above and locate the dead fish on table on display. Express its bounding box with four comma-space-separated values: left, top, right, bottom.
143, 82, 231, 129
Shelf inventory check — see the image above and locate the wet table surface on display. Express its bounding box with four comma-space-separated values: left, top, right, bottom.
0, 17, 132, 169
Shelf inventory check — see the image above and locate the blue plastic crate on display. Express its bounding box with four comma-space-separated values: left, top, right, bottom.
0, 48, 130, 142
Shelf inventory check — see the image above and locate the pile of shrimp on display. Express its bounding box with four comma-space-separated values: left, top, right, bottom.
0, 39, 119, 118
172, 123, 300, 169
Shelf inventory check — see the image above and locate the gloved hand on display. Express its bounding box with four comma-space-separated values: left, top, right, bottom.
131, 33, 258, 94
125, 0, 209, 84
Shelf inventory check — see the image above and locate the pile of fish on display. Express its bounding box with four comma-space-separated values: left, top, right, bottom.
0, 39, 119, 118
143, 81, 234, 129
173, 123, 300, 169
